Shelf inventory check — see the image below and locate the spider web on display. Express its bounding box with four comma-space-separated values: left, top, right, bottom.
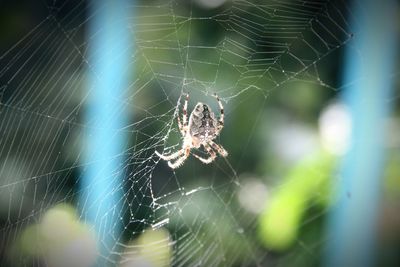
0, 0, 375, 266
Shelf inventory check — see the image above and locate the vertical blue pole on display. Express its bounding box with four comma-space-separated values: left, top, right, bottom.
81, 0, 132, 265
325, 1, 398, 267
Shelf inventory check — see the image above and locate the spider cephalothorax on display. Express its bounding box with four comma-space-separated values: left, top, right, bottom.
155, 93, 228, 169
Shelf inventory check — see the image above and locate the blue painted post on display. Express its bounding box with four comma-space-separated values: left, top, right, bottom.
325, 1, 398, 267
81, 0, 132, 265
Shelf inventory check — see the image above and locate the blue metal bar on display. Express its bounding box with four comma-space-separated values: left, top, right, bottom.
81, 0, 132, 265
325, 1, 398, 267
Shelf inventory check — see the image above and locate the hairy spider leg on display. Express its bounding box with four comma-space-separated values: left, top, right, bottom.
213, 93, 224, 133
155, 148, 184, 161
177, 93, 189, 136
168, 146, 191, 169
209, 140, 228, 157
177, 115, 185, 136
182, 93, 189, 129
193, 143, 216, 164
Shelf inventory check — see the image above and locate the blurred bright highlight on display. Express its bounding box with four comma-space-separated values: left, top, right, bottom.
237, 177, 268, 214
14, 204, 97, 267
319, 102, 351, 155
119, 228, 172, 267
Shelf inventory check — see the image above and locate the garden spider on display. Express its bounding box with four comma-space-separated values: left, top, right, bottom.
155, 93, 228, 169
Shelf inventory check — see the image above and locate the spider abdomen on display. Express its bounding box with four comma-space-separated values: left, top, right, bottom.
189, 103, 218, 141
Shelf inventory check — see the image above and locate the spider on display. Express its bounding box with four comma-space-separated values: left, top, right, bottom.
155, 93, 228, 169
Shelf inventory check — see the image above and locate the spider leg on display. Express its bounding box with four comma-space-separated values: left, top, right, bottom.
209, 140, 228, 157
155, 148, 185, 161
168, 147, 190, 169
182, 93, 189, 129
213, 93, 224, 132
193, 143, 216, 164
177, 115, 185, 136
176, 93, 189, 136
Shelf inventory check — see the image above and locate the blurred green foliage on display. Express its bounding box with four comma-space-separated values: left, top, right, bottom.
258, 151, 334, 251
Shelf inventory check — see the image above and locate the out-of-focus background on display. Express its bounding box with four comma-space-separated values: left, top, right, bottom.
0, 0, 399, 267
